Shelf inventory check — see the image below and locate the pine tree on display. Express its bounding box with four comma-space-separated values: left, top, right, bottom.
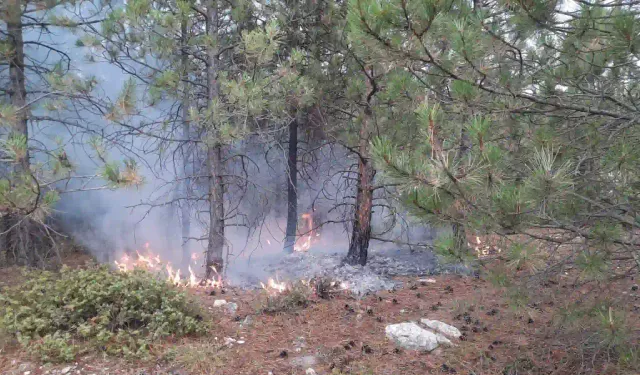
0, 0, 135, 265
94, 0, 311, 275
266, 0, 326, 253
350, 0, 640, 317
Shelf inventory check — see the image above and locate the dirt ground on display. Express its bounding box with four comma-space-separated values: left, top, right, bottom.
0, 252, 638, 375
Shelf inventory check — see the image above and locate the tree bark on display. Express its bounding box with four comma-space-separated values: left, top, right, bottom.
206, 144, 224, 276
345, 105, 375, 266
4, 0, 32, 266
7, 0, 29, 171
179, 15, 192, 271
451, 125, 470, 253
205, 0, 225, 278
283, 116, 298, 253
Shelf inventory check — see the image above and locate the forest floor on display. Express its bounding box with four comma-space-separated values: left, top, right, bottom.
0, 251, 637, 375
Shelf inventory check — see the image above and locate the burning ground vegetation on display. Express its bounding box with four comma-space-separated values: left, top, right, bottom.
1, 236, 640, 375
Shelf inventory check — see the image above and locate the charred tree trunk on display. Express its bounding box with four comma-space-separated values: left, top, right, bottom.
345, 106, 375, 266
179, 16, 192, 270
204, 0, 225, 278
283, 116, 298, 253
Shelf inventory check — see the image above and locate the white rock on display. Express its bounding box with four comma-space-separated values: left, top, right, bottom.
435, 333, 453, 346
305, 369, 317, 375
213, 299, 227, 307
61, 367, 73, 375
240, 315, 253, 327
291, 355, 317, 368
226, 302, 238, 314
419, 278, 437, 283
385, 322, 440, 351
420, 319, 462, 339
224, 337, 237, 346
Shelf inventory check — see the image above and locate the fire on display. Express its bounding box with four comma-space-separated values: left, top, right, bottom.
136, 251, 160, 269
203, 266, 223, 288
473, 235, 502, 258
260, 276, 288, 294
114, 244, 223, 289
188, 265, 198, 287
166, 264, 182, 286
294, 213, 314, 252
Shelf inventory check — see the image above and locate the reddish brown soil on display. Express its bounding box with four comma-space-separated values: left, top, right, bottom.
1, 251, 639, 375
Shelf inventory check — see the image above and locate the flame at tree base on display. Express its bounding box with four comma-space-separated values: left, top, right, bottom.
260, 277, 288, 294
294, 213, 316, 252
114, 243, 223, 289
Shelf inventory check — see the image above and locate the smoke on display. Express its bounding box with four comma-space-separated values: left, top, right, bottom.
23, 2, 435, 287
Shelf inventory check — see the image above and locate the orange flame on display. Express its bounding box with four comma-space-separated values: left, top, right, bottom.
261, 276, 287, 294
114, 244, 223, 289
188, 265, 198, 287
294, 213, 314, 252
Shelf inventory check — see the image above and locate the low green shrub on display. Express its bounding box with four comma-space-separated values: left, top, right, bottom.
0, 265, 206, 362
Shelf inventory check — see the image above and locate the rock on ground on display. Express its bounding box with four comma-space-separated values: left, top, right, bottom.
420, 319, 462, 339
385, 322, 440, 352
290, 356, 317, 368
225, 302, 238, 314
213, 299, 227, 307
386, 320, 461, 351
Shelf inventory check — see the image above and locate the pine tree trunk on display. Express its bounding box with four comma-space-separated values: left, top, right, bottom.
345, 106, 375, 266
282, 1, 302, 253
179, 15, 192, 270
180, 127, 192, 270
206, 144, 224, 275
283, 117, 298, 253
451, 126, 470, 253
7, 0, 29, 172
204, 0, 225, 278
452, 222, 467, 253
5, 0, 33, 266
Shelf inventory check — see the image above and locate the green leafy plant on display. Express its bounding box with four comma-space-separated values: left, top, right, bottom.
0, 266, 206, 362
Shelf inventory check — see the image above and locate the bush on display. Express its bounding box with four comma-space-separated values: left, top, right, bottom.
0, 266, 206, 362
259, 281, 311, 314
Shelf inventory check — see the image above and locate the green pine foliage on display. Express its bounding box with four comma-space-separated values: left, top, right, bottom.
349, 0, 640, 367
352, 0, 640, 269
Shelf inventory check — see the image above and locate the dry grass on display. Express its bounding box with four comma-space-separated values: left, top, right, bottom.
162, 340, 226, 374
258, 281, 312, 314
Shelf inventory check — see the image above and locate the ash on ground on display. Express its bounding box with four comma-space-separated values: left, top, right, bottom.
230, 248, 472, 296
